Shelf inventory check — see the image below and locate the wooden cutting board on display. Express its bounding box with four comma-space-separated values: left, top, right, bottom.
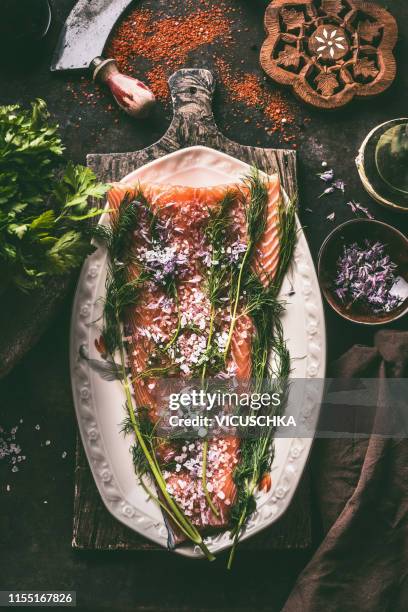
73, 68, 311, 551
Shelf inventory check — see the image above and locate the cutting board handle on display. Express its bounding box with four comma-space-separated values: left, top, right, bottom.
88, 68, 297, 201
168, 69, 217, 134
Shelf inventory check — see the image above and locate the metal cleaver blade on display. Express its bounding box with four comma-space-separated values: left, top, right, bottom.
51, 0, 134, 71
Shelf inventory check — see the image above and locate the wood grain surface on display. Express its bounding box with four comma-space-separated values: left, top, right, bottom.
73, 68, 310, 551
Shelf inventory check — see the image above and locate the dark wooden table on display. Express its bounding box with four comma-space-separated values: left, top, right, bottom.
0, 1, 407, 610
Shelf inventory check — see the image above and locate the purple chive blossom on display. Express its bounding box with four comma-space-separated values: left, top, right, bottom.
318, 169, 334, 182
318, 167, 345, 197
333, 240, 403, 313
197, 244, 212, 267
347, 201, 374, 220
319, 186, 335, 198
333, 179, 345, 192
142, 244, 187, 284
226, 241, 247, 264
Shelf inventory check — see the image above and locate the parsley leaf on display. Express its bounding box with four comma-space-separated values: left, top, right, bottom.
0, 99, 108, 292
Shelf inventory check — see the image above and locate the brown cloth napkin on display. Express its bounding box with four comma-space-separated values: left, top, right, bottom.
283, 330, 408, 612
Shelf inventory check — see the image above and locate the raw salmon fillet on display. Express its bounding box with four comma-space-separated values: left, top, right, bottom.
107, 175, 281, 539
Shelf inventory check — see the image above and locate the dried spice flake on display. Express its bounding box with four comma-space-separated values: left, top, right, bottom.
106, 8, 232, 100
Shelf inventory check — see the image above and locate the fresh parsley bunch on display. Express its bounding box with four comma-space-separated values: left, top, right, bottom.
0, 99, 107, 292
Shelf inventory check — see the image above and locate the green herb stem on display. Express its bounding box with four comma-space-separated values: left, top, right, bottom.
226, 188, 297, 569
223, 242, 252, 360
136, 364, 177, 379
201, 440, 220, 519
163, 293, 181, 352
200, 307, 220, 518
118, 336, 215, 560
227, 495, 251, 569
201, 307, 215, 382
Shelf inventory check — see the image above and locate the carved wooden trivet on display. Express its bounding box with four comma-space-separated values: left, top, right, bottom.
260, 0, 398, 109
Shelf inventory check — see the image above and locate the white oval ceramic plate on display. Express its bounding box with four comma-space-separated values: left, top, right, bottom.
70, 146, 326, 557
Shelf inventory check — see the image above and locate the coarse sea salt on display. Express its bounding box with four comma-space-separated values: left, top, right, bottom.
0, 425, 26, 475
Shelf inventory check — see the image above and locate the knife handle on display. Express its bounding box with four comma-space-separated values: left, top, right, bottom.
90, 57, 156, 119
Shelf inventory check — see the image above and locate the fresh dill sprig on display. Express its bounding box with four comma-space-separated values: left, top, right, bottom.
130, 413, 156, 478
223, 169, 269, 359
93, 197, 142, 354
273, 193, 298, 293
204, 191, 235, 309
227, 190, 297, 569
243, 169, 269, 246
103, 269, 148, 354
93, 196, 139, 262
200, 191, 236, 518
199, 190, 236, 380
228, 318, 290, 569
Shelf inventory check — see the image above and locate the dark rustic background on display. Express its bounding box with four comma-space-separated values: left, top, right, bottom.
0, 0, 407, 610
